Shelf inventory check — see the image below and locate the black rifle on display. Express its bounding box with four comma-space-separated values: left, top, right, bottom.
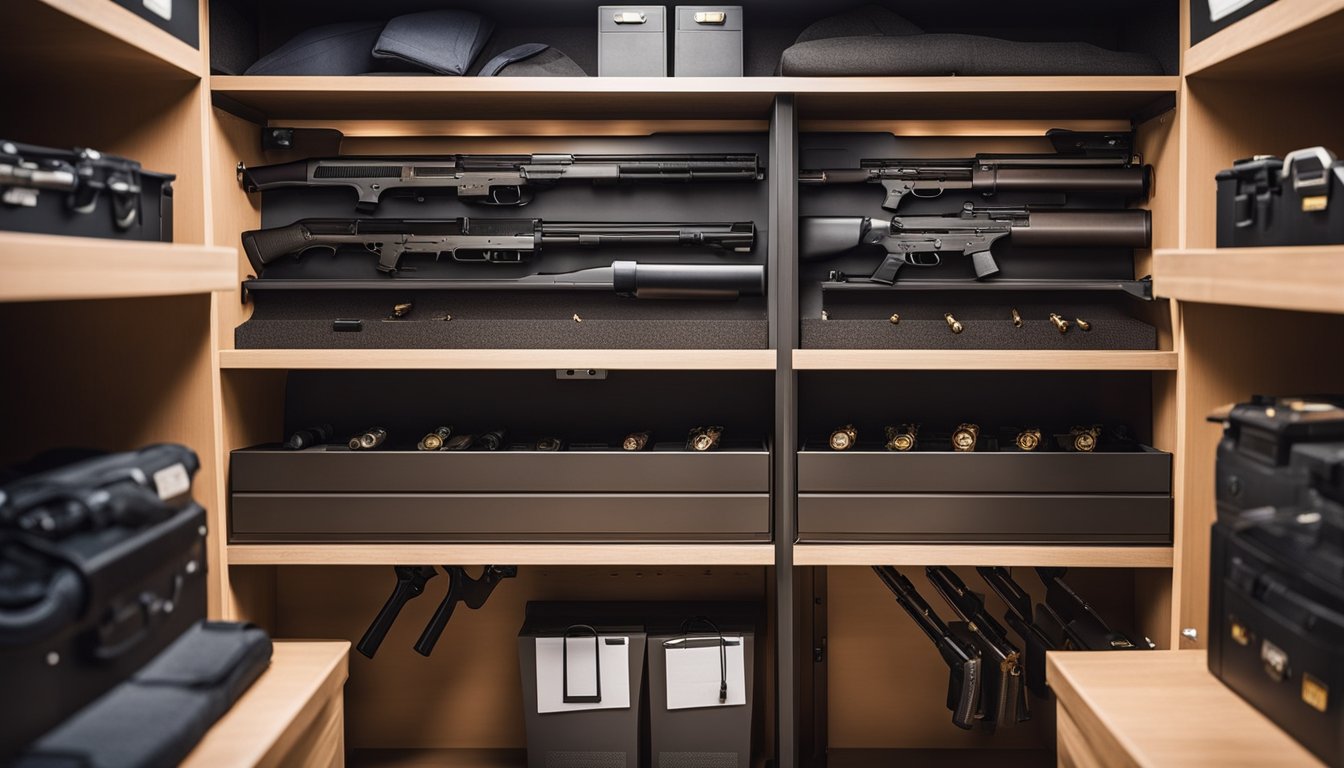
802, 203, 1151, 283
243, 260, 765, 300
799, 130, 1149, 212
976, 566, 1058, 699
357, 565, 438, 659
238, 153, 763, 210
926, 567, 1029, 727
414, 565, 517, 657
872, 566, 982, 729
1, 140, 158, 230
1036, 567, 1154, 651
241, 217, 756, 274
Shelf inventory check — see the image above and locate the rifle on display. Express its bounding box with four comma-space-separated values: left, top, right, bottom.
238, 153, 763, 210
801, 203, 1150, 283
241, 217, 756, 274
1036, 567, 1155, 651
975, 566, 1057, 699
926, 567, 1029, 727
799, 130, 1150, 212
243, 260, 765, 300
872, 566, 982, 729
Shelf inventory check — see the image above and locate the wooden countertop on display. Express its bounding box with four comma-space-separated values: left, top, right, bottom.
180, 640, 350, 768
1047, 650, 1324, 767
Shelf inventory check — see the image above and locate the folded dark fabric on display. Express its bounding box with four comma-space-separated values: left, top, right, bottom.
373, 9, 494, 75
244, 20, 384, 76
793, 4, 923, 44
779, 33, 1165, 77
479, 44, 587, 77
15, 621, 273, 768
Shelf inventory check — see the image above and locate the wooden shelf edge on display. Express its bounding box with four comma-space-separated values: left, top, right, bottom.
218, 348, 777, 370
1184, 0, 1344, 77
0, 234, 236, 302
1153, 247, 1344, 315
791, 349, 1179, 371
180, 641, 349, 768
227, 543, 777, 566
211, 74, 1180, 96
349, 749, 526, 768
37, 0, 203, 78
793, 544, 1174, 567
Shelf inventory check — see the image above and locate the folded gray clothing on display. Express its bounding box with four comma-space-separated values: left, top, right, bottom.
373, 9, 494, 75
793, 4, 923, 43
479, 44, 587, 77
244, 20, 384, 75
779, 33, 1165, 76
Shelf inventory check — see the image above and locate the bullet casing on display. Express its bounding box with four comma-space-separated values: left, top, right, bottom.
885, 424, 918, 452
1011, 308, 1023, 328
623, 431, 651, 451
536, 437, 563, 451
945, 313, 964, 334
478, 429, 507, 451
417, 426, 453, 451
1049, 313, 1070, 334
1015, 428, 1043, 451
688, 426, 724, 452
952, 423, 980, 452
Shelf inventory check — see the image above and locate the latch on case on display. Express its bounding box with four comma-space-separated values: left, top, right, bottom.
694, 11, 727, 23
613, 11, 647, 23
1284, 146, 1337, 212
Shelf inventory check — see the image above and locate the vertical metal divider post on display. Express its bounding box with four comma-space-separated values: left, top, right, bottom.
769, 94, 799, 768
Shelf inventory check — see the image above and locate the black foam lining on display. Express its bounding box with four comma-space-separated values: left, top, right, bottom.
238, 289, 766, 349
801, 316, 1153, 350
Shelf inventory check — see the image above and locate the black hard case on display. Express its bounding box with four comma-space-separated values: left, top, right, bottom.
0, 142, 174, 242
0, 503, 209, 759
110, 0, 201, 47
1216, 149, 1344, 247
1190, 0, 1279, 45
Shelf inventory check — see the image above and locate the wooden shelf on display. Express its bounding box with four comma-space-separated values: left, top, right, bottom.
1154, 247, 1344, 315
227, 543, 776, 566
0, 233, 236, 302
350, 749, 526, 768
180, 641, 349, 768
792, 349, 1178, 371
793, 544, 1173, 568
825, 749, 1053, 768
1185, 0, 1344, 80
210, 75, 1179, 121
5, 0, 203, 80
219, 348, 776, 371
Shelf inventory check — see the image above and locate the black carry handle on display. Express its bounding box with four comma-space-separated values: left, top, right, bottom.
0, 564, 83, 646
562, 624, 602, 703
356, 565, 438, 659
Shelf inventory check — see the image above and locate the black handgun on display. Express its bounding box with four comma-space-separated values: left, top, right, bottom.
357, 565, 438, 659
414, 565, 518, 657
872, 566, 982, 729
976, 566, 1058, 698
1036, 567, 1154, 651
926, 567, 1029, 727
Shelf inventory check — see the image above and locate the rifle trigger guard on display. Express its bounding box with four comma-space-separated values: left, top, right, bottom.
908, 253, 941, 267
909, 183, 945, 200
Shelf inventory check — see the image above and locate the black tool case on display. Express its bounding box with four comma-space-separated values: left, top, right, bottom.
0, 140, 174, 242
1208, 397, 1344, 767
0, 445, 209, 760
1216, 147, 1344, 247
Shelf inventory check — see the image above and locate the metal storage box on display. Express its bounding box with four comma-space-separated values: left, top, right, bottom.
647, 619, 755, 768
674, 6, 743, 77
598, 6, 667, 76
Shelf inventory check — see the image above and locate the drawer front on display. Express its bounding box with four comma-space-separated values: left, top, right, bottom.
797, 494, 1171, 544
231, 493, 770, 542
232, 449, 769, 493
797, 449, 1172, 494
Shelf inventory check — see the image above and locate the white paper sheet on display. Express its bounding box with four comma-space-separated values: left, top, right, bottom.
663, 636, 746, 711
1207, 0, 1258, 22
535, 635, 630, 714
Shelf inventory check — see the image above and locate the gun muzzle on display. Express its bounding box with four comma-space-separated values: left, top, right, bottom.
611, 261, 764, 299
983, 165, 1151, 198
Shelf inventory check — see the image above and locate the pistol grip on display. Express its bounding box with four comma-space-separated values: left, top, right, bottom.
358, 582, 418, 659
970, 250, 1000, 280
869, 253, 906, 285
413, 591, 458, 657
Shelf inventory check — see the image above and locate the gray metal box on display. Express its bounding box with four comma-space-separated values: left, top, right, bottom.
598, 6, 667, 76
519, 613, 647, 768
674, 6, 743, 77
647, 625, 755, 767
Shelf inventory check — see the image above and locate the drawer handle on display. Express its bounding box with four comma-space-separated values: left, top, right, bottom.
694, 11, 727, 23
613, 11, 647, 23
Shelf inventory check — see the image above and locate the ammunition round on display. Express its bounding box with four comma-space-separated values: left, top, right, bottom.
1049, 313, 1070, 334
945, 313, 964, 334
829, 425, 857, 451
952, 423, 980, 452
1015, 429, 1042, 451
